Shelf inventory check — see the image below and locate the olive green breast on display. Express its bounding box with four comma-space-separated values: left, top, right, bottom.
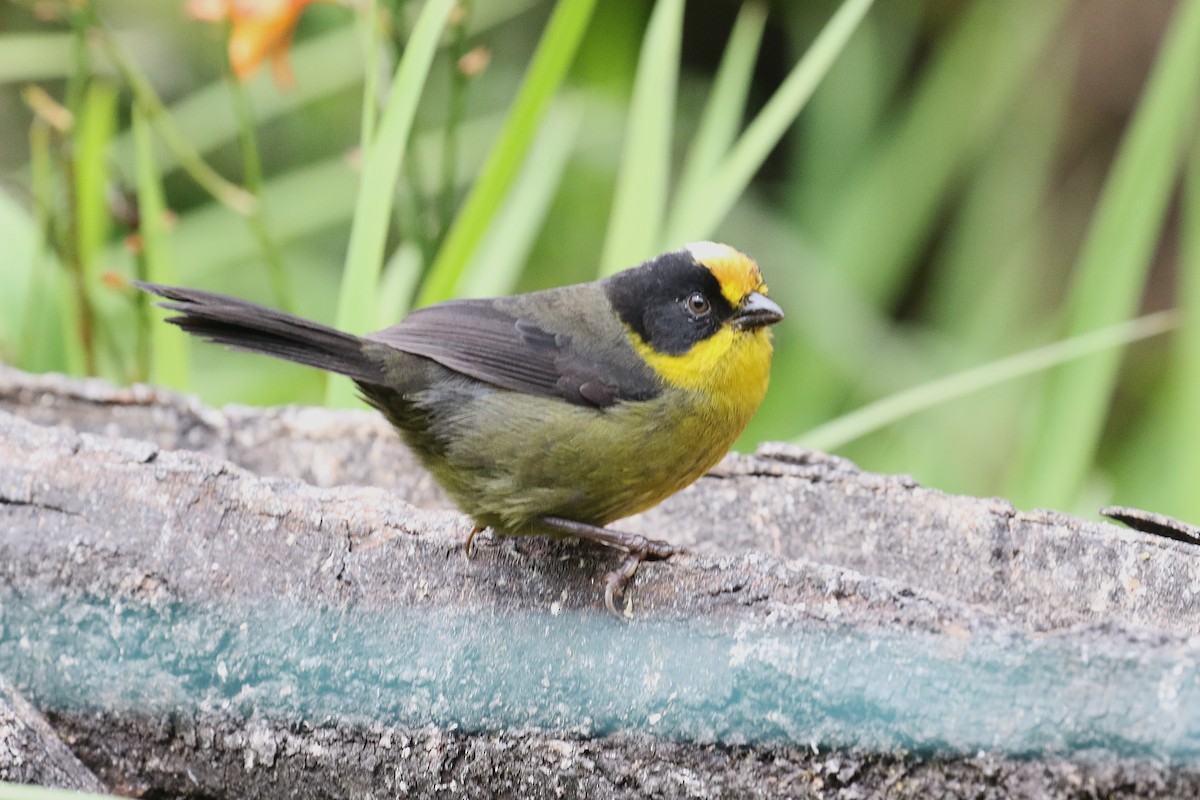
359, 357, 745, 536
438, 386, 745, 534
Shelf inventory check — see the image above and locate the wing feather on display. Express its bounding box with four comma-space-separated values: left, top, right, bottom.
366, 297, 659, 407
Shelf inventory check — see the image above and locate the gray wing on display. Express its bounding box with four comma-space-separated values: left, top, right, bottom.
366, 296, 661, 408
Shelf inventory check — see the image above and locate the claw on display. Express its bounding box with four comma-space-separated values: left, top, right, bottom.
463, 524, 485, 561
604, 583, 618, 618
603, 553, 643, 620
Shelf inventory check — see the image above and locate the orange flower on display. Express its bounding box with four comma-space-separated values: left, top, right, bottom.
187, 0, 330, 88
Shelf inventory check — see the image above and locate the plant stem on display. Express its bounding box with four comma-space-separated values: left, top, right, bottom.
93, 26, 257, 215
436, 0, 471, 255
230, 76, 295, 311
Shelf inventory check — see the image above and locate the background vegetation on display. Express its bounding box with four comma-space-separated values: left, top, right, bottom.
1, 0, 1198, 525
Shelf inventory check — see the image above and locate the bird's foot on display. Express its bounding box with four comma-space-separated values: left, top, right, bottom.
603, 553, 644, 618
539, 516, 683, 618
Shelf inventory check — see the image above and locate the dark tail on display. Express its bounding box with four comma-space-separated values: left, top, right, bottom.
136, 282, 386, 385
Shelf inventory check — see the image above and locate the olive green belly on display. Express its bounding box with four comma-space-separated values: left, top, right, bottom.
379, 382, 744, 536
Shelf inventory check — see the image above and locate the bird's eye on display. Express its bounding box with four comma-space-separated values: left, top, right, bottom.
684, 292, 711, 318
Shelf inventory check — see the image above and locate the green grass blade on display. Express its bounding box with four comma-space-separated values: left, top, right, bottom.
228, 78, 294, 312
874, 42, 1077, 490
1167, 135, 1200, 519
816, 0, 1069, 306
1011, 0, 1200, 510
417, 0, 599, 305
96, 28, 256, 215
358, 0, 381, 147
0, 191, 34, 362
1112, 132, 1200, 521
597, 0, 683, 274
108, 25, 367, 175
664, 0, 767, 247
798, 311, 1178, 453
326, 0, 457, 407
74, 80, 117, 288
0, 33, 81, 82
787, 4, 919, 229
132, 102, 190, 390
94, 112, 506, 288
30, 120, 87, 375
669, 0, 876, 244
376, 242, 423, 327
104, 4, 543, 177
767, 0, 1071, 439
141, 156, 356, 282
2, 185, 61, 372
458, 99, 583, 298
923, 42, 1073, 352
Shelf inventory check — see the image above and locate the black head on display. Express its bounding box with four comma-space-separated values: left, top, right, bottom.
602, 246, 781, 356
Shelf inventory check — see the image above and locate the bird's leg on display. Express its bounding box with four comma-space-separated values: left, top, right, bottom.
463, 524, 486, 560
539, 516, 680, 559
539, 516, 683, 616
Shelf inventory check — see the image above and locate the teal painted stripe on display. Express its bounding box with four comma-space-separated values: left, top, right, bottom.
3, 592, 1197, 760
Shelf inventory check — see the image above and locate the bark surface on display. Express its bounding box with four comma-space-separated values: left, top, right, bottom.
0, 673, 106, 792
1, 366, 1197, 799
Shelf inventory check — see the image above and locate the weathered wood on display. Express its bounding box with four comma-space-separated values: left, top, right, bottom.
0, 674, 106, 792
2, 366, 1199, 799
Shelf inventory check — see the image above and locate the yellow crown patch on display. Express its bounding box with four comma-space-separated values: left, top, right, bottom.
685, 242, 765, 307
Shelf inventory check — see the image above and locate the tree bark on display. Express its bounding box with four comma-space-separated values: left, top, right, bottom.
1, 366, 1198, 798
0, 673, 106, 792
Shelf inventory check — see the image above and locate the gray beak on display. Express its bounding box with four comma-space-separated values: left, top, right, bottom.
733, 291, 784, 330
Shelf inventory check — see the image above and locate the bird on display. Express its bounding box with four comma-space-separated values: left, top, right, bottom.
138, 242, 783, 615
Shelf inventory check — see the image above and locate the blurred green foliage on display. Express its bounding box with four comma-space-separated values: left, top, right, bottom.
0, 0, 1198, 522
